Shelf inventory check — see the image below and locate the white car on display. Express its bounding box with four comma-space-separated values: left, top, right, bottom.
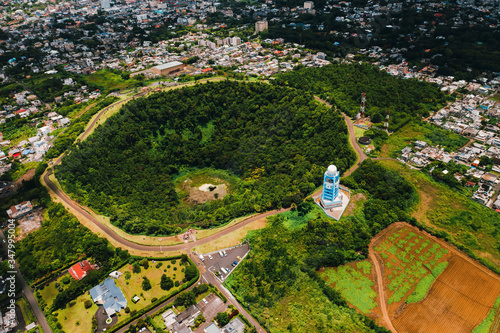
208, 254, 213, 260
223, 250, 227, 257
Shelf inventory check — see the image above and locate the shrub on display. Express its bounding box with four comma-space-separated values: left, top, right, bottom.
61, 277, 71, 285
174, 281, 180, 287
84, 300, 93, 309
156, 262, 163, 269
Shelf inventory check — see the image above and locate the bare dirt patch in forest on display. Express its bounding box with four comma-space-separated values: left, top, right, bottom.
179, 179, 228, 205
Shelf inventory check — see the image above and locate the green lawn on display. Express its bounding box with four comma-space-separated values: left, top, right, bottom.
39, 273, 72, 308
379, 121, 468, 157
320, 261, 377, 314
280, 205, 325, 230
55, 292, 99, 333
115, 259, 186, 313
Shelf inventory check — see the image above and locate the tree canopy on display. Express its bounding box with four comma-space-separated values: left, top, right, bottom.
274, 64, 446, 131
57, 81, 355, 235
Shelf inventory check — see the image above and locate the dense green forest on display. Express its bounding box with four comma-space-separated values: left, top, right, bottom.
274, 64, 446, 131
56, 81, 356, 235
226, 160, 416, 332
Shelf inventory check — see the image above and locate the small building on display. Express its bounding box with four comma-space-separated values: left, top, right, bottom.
162, 309, 177, 330
221, 317, 245, 333
177, 305, 200, 326
150, 61, 184, 76
109, 271, 122, 279
6, 201, 33, 219
69, 260, 98, 280
481, 173, 499, 187
255, 20, 268, 33
89, 278, 127, 317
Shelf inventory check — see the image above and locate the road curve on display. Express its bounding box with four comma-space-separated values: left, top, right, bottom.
44, 167, 288, 252
313, 96, 367, 176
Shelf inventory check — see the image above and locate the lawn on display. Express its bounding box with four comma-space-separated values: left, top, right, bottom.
379, 121, 469, 157
379, 160, 500, 270
115, 259, 187, 312
280, 205, 325, 230
320, 261, 377, 314
354, 126, 366, 138
55, 292, 99, 333
39, 273, 72, 308
84, 70, 146, 93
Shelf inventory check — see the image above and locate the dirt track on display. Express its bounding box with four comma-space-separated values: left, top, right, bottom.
369, 227, 398, 333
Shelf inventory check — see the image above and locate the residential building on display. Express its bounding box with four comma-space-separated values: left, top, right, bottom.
6, 201, 33, 219
89, 278, 127, 317
255, 20, 268, 33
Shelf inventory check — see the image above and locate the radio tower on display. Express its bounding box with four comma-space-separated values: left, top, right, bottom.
356, 92, 366, 119
384, 110, 390, 131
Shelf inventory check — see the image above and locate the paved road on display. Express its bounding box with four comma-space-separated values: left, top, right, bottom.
0, 230, 52, 333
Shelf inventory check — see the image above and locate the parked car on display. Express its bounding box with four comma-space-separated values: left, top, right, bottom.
219, 251, 224, 258
223, 250, 227, 257
208, 254, 213, 260
199, 254, 204, 261
232, 261, 238, 267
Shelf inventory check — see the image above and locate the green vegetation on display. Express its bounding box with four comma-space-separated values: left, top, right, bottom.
378, 160, 500, 272
84, 69, 149, 94
57, 81, 356, 235
225, 215, 389, 333
0, 161, 39, 182
321, 262, 377, 314
46, 96, 118, 159
342, 160, 419, 234
472, 294, 500, 333
274, 64, 446, 131
375, 121, 469, 157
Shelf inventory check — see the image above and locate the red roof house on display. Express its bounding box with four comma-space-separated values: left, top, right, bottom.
69, 260, 97, 280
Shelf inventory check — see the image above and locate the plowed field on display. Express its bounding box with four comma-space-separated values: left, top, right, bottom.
371, 223, 500, 333
394, 255, 500, 333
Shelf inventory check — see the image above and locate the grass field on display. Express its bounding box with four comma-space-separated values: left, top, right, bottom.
320, 261, 378, 314
55, 292, 99, 333
379, 121, 468, 158
193, 217, 267, 254
39, 273, 72, 308
490, 94, 500, 103
280, 205, 325, 230
115, 259, 187, 312
378, 160, 500, 270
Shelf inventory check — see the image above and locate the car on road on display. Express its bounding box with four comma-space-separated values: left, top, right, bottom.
208, 254, 213, 260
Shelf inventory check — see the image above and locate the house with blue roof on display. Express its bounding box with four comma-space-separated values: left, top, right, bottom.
89, 278, 127, 317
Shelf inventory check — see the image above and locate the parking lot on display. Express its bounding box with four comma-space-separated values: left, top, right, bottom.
200, 243, 250, 281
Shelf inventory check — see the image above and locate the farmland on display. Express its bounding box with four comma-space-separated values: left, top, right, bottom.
321, 223, 500, 333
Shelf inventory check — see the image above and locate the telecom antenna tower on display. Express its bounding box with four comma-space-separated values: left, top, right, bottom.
356, 92, 366, 119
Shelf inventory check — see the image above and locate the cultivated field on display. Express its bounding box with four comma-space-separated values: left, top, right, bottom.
322, 223, 500, 332
372, 223, 500, 333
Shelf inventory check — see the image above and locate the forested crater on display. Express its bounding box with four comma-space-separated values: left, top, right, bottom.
56, 81, 355, 235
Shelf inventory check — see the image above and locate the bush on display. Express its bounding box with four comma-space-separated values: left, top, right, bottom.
142, 277, 152, 291
61, 277, 71, 285
84, 300, 93, 309
151, 297, 158, 303
174, 281, 180, 287
133, 263, 141, 274
124, 307, 130, 313
156, 262, 163, 269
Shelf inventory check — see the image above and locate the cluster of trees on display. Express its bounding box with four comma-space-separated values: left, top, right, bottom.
342, 160, 418, 234
173, 283, 209, 308
57, 81, 355, 235
227, 215, 389, 333
274, 64, 446, 131
17, 200, 129, 283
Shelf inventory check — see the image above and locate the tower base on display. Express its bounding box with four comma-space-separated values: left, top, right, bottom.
320, 194, 343, 209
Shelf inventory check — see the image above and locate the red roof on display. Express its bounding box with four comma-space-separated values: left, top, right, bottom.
12, 152, 21, 158
68, 260, 93, 280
